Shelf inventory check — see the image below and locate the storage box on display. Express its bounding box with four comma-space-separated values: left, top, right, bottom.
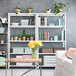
42, 48, 53, 53
13, 47, 24, 54
25, 47, 32, 54
54, 48, 65, 53
21, 19, 29, 26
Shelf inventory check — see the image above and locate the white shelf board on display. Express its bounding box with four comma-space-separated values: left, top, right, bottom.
8, 13, 35, 16
10, 40, 34, 42
41, 40, 65, 42
38, 13, 66, 16
10, 26, 35, 28
38, 26, 64, 28
42, 65, 56, 67
38, 53, 55, 55
9, 65, 33, 67
9, 53, 32, 55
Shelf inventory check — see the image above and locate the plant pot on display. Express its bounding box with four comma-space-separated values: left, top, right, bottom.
0, 28, 5, 33
18, 38, 21, 41
45, 9, 51, 13
15, 9, 21, 14
27, 38, 30, 41
13, 37, 18, 41
58, 9, 62, 13
1, 40, 4, 44
28, 9, 33, 13
11, 37, 13, 41
30, 37, 34, 40
22, 37, 26, 41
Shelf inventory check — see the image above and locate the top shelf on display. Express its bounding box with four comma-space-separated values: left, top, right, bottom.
8, 13, 66, 17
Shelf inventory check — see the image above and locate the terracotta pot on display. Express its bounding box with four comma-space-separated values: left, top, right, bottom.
22, 37, 26, 40
13, 37, 18, 40
28, 9, 33, 13
58, 9, 62, 13
30, 37, 34, 40
15, 9, 21, 14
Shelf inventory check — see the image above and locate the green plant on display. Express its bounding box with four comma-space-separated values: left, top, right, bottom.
22, 29, 26, 37
29, 34, 33, 37
53, 2, 71, 14
26, 35, 30, 38
14, 34, 18, 37
15, 7, 21, 10
18, 34, 22, 38
26, 7, 34, 13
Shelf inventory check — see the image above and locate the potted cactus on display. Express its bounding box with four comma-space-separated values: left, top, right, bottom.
22, 29, 26, 41
29, 34, 34, 40
13, 35, 18, 41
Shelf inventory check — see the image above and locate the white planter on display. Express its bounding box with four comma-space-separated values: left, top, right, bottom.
11, 37, 13, 41
21, 20, 29, 26
1, 40, 4, 44
0, 28, 5, 33
18, 38, 21, 41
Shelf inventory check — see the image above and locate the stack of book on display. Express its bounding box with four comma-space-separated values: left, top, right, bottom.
16, 55, 32, 66
44, 56, 56, 66
39, 32, 49, 40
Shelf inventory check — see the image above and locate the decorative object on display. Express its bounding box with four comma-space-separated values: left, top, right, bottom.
26, 7, 33, 13
22, 29, 26, 41
28, 40, 43, 59
13, 35, 18, 41
18, 34, 22, 41
11, 23, 19, 26
15, 7, 21, 14
1, 38, 4, 44
29, 34, 34, 40
54, 36, 58, 41
45, 8, 51, 13
53, 2, 71, 14
21, 19, 29, 26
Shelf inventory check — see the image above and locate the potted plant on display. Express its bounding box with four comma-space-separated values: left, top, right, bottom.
18, 34, 22, 41
0, 17, 5, 33
26, 7, 34, 13
1, 38, 4, 44
45, 8, 51, 13
53, 2, 71, 14
15, 7, 21, 14
26, 35, 30, 41
13, 35, 18, 41
22, 29, 26, 41
29, 34, 34, 40
11, 36, 14, 41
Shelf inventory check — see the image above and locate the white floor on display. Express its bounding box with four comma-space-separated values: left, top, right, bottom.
0, 69, 54, 76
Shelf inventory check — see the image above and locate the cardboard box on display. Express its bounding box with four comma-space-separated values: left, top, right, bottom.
54, 48, 65, 53
42, 48, 53, 53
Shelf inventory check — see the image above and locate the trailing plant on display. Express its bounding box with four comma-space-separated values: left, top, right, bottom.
53, 2, 71, 14
26, 7, 34, 13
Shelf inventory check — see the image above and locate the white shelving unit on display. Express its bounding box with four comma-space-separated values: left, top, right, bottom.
8, 13, 66, 68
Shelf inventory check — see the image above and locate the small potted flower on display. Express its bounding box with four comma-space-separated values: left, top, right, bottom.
13, 35, 18, 41
26, 7, 33, 13
18, 34, 22, 41
15, 7, 21, 14
1, 38, 4, 44
29, 34, 34, 40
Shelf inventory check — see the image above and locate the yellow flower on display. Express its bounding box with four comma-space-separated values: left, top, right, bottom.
28, 40, 43, 48
28, 41, 35, 48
